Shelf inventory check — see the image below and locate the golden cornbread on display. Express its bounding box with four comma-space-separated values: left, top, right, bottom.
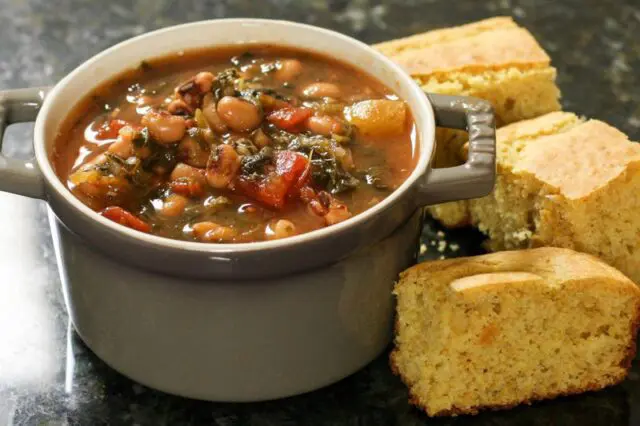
392, 248, 640, 417
434, 112, 640, 283
374, 16, 561, 169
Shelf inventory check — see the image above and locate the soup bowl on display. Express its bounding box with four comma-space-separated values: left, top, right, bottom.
0, 19, 495, 401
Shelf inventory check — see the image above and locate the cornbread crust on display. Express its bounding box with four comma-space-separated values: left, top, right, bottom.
391, 248, 640, 417
437, 112, 640, 283
374, 17, 560, 169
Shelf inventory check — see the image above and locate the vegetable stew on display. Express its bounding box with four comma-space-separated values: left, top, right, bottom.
53, 45, 418, 243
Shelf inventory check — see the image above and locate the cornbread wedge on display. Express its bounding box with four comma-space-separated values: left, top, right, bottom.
375, 16, 561, 168
434, 112, 640, 283
392, 248, 640, 417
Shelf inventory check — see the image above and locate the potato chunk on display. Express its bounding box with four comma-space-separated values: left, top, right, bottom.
345, 100, 407, 136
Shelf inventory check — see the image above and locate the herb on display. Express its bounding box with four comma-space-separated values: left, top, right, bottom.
99, 152, 153, 189
264, 129, 360, 193
213, 68, 240, 99
133, 127, 150, 148
241, 146, 274, 176
360, 166, 389, 190
310, 152, 359, 194
233, 138, 259, 156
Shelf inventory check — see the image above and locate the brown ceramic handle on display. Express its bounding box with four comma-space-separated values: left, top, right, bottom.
417, 93, 496, 205
0, 87, 48, 199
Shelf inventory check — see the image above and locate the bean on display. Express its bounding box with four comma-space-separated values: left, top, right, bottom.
159, 194, 188, 217
178, 136, 209, 168
274, 59, 303, 82
267, 219, 297, 240
194, 71, 215, 93
192, 221, 237, 242
206, 144, 240, 189
324, 201, 352, 225
167, 99, 191, 115
216, 96, 262, 132
202, 101, 228, 133
301, 82, 341, 99
170, 163, 206, 184
107, 126, 135, 158
306, 115, 342, 136
334, 146, 354, 170
252, 128, 271, 148
142, 111, 186, 144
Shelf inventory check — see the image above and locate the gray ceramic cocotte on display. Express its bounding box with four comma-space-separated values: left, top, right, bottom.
0, 20, 496, 400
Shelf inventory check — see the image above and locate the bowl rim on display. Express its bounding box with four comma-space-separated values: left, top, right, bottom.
34, 18, 435, 254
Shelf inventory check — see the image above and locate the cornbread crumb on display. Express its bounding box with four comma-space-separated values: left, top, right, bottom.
375, 16, 561, 168
392, 248, 640, 417
433, 112, 640, 283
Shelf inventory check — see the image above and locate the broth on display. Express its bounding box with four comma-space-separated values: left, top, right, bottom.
53, 44, 418, 243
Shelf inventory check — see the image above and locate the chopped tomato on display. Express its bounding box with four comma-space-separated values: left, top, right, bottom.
96, 119, 129, 140
236, 151, 308, 209
170, 179, 204, 198
101, 206, 151, 233
289, 161, 311, 199
266, 107, 312, 132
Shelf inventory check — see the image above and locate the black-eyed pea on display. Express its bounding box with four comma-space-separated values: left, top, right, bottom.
170, 163, 206, 184
107, 126, 135, 158
266, 219, 297, 240
202, 101, 229, 134
206, 144, 241, 189
159, 194, 188, 217
192, 221, 237, 242
301, 82, 341, 99
274, 59, 303, 82
178, 136, 209, 168
142, 111, 186, 143
216, 96, 262, 132
194, 71, 215, 93
306, 115, 342, 136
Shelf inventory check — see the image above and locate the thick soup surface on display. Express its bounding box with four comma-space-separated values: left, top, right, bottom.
53, 45, 418, 243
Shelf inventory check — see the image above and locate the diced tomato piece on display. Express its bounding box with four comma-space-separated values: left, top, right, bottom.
170, 179, 204, 198
236, 176, 289, 209
266, 107, 312, 132
236, 151, 309, 209
289, 160, 311, 199
96, 119, 129, 140
101, 206, 151, 233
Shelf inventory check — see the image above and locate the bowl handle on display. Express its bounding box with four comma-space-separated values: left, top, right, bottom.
417, 93, 496, 205
0, 87, 48, 199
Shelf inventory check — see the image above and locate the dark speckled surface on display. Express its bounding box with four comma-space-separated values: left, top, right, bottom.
0, 0, 639, 424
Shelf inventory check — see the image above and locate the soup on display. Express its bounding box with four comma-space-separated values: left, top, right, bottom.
53, 45, 418, 243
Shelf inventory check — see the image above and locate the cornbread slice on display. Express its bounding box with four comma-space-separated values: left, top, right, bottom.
392, 248, 640, 417
436, 112, 640, 283
374, 17, 561, 168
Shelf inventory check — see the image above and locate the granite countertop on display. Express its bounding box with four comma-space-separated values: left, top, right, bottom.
1, 0, 639, 424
